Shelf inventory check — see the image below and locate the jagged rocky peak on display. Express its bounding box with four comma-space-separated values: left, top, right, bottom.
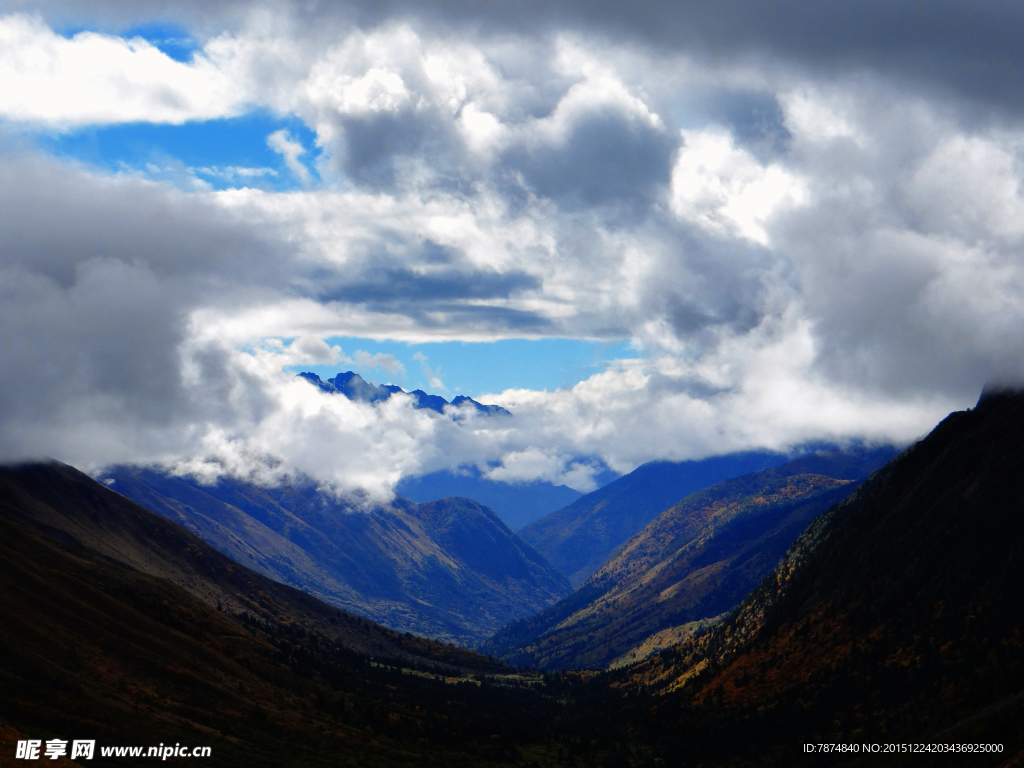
297, 371, 511, 417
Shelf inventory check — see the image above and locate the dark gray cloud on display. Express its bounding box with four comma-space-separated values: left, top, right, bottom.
12, 0, 1024, 121
251, 1, 1024, 121
316, 266, 540, 303
502, 108, 677, 210
0, 155, 284, 286
326, 108, 467, 191
437, 0, 1024, 122
0, 153, 287, 463
18, 0, 1024, 122
414, 303, 553, 331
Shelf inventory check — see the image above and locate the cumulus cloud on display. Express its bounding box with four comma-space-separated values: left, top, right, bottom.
0, 153, 288, 467
0, 13, 247, 126
10, 0, 1024, 119
484, 448, 607, 492
2, 6, 1024, 497
670, 129, 808, 246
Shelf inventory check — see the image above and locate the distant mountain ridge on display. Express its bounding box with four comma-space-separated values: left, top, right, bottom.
483, 446, 897, 669
102, 466, 570, 645
298, 370, 511, 416
519, 451, 795, 586
397, 467, 584, 530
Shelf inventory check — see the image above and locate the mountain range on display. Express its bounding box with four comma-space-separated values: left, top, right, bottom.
396, 467, 584, 531
298, 371, 511, 416
519, 450, 797, 587
100, 466, 569, 646
484, 446, 896, 670
299, 370, 597, 531
3, 389, 1024, 764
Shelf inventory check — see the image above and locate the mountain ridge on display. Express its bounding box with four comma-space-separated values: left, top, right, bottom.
0, 460, 510, 672
101, 465, 570, 646
298, 370, 511, 416
483, 446, 896, 669
396, 467, 584, 530
4, 390, 1024, 764
0, 460, 602, 767
518, 451, 795, 586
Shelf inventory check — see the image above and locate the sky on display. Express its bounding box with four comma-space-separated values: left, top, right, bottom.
291, 337, 638, 395
1, 0, 1022, 496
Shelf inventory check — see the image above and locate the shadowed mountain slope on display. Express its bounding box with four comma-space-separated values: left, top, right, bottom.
617, 388, 1024, 762
101, 467, 570, 646
483, 447, 896, 670
0, 461, 605, 767
518, 451, 792, 587
0, 462, 510, 671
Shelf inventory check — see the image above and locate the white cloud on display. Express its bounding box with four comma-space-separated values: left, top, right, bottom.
306, 64, 411, 116
3, 12, 1024, 498
254, 338, 406, 377
353, 350, 406, 375
540, 38, 664, 139
670, 129, 808, 245
266, 129, 312, 184
259, 336, 346, 366
457, 102, 506, 156
781, 88, 864, 145
0, 14, 247, 126
195, 165, 278, 180
483, 448, 606, 492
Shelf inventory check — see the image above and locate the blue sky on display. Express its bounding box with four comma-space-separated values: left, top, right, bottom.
119, 22, 198, 62
36, 112, 320, 191
290, 337, 638, 398
29, 22, 319, 190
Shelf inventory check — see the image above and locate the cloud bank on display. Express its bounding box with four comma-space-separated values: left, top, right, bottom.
2, 3, 1022, 496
